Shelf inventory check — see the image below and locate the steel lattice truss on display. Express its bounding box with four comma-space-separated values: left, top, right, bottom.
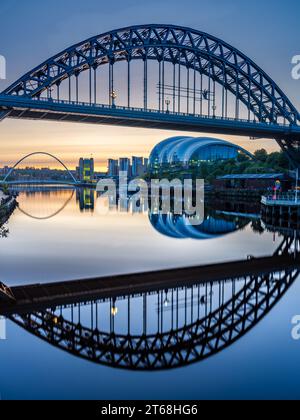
3, 24, 299, 125
11, 268, 298, 371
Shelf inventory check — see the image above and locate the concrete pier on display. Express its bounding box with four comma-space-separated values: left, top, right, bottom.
261, 195, 300, 228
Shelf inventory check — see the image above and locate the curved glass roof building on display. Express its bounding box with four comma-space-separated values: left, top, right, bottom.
149, 136, 252, 171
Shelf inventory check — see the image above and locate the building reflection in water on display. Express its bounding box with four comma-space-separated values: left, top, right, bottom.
149, 212, 249, 240
10, 186, 261, 238
76, 188, 95, 212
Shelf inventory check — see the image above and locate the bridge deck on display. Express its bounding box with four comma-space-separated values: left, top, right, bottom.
0, 252, 298, 315
1, 95, 300, 140
0, 181, 78, 186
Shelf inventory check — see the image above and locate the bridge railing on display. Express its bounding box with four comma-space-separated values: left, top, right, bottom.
14, 95, 293, 128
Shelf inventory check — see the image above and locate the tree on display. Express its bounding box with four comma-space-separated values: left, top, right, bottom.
0, 184, 9, 195
147, 147, 290, 184
266, 152, 289, 171
254, 149, 268, 163
237, 153, 251, 163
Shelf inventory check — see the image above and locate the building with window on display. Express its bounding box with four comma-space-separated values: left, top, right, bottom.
108, 159, 119, 177
214, 173, 291, 192
119, 158, 131, 175
107, 156, 148, 178
132, 157, 145, 177
149, 136, 252, 174
78, 158, 94, 182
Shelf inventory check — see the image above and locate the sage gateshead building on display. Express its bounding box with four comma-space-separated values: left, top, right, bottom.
149, 136, 253, 173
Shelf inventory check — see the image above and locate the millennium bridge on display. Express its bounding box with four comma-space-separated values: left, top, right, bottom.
0, 152, 80, 186
0, 233, 299, 371
0, 25, 300, 165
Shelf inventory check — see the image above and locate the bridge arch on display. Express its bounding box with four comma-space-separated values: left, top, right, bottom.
3, 152, 78, 183
10, 237, 299, 371
11, 268, 298, 371
3, 24, 299, 126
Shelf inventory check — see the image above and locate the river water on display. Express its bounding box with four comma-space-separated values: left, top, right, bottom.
0, 187, 300, 400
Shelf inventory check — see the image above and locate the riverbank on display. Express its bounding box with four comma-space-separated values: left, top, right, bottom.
0, 190, 17, 226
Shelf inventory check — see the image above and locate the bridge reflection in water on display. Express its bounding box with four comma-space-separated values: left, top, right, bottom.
9, 187, 89, 220
2, 234, 299, 371
11, 187, 256, 239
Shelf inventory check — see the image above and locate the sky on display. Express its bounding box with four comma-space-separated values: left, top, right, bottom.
0, 0, 300, 171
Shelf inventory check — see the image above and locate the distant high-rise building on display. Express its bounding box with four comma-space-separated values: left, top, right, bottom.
132, 157, 144, 177
144, 158, 149, 172
119, 158, 131, 175
108, 159, 119, 177
78, 158, 95, 182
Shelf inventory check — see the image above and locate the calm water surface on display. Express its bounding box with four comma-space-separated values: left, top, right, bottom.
0, 188, 281, 285
0, 187, 300, 400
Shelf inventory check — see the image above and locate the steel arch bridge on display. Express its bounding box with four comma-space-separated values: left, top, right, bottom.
1, 152, 79, 184
8, 236, 300, 371
1, 25, 300, 165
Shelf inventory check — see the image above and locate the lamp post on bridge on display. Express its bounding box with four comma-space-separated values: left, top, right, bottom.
212, 105, 217, 118
165, 99, 171, 114
110, 90, 117, 108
